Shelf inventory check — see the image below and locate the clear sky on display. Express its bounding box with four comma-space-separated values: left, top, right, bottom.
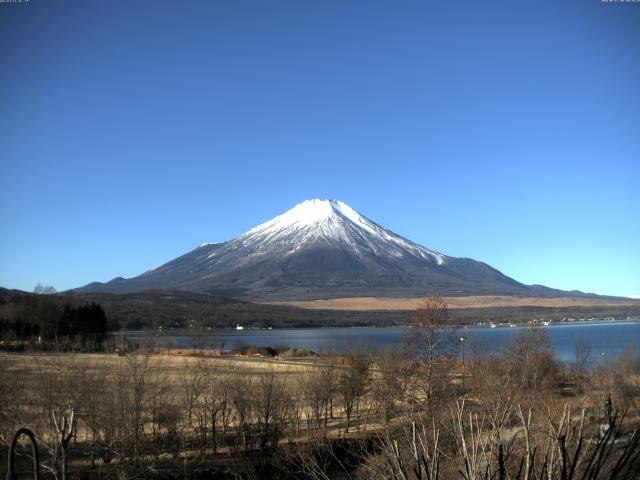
1, 0, 639, 297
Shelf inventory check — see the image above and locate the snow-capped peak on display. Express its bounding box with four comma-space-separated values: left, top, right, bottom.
247, 199, 337, 232
241, 199, 446, 265
246, 199, 365, 233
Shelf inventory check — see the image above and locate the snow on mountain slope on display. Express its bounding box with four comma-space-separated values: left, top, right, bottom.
76, 199, 532, 299
237, 199, 446, 265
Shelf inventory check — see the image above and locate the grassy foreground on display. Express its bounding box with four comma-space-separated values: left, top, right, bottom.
1, 331, 639, 479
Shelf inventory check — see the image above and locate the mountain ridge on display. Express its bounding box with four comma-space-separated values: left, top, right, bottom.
75, 199, 593, 300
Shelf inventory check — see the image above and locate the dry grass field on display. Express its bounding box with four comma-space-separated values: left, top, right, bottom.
0, 351, 316, 386
265, 295, 640, 311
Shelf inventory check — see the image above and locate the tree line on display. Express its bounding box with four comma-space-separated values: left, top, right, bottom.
0, 292, 108, 350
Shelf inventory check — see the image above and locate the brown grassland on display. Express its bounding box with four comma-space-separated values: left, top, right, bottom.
265, 295, 640, 311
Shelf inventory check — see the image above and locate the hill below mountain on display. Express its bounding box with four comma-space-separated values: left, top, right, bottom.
3, 287, 638, 331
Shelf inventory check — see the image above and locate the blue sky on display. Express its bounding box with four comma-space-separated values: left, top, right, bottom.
1, 0, 638, 297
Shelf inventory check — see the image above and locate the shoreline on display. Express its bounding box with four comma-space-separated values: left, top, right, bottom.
108, 317, 639, 336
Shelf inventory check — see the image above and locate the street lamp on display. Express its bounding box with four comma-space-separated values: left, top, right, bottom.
460, 337, 466, 388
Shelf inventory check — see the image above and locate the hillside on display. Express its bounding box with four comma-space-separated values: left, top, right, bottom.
3, 288, 638, 332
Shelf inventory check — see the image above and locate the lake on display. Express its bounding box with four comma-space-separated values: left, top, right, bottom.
118, 320, 640, 363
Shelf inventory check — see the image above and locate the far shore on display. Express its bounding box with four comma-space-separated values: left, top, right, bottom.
261, 295, 640, 311
107, 317, 639, 337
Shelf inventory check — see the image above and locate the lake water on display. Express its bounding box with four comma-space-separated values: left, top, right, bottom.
119, 321, 640, 363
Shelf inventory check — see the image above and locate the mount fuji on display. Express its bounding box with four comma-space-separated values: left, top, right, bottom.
77, 199, 558, 299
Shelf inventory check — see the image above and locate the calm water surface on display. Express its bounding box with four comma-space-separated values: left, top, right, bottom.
120, 321, 640, 363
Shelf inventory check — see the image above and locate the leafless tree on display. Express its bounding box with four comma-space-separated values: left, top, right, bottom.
229, 375, 255, 451
374, 347, 408, 423
254, 370, 290, 450
206, 368, 231, 453
184, 360, 231, 454
74, 361, 108, 468
338, 346, 372, 433
366, 397, 640, 480
31, 356, 82, 480
0, 354, 21, 451
289, 433, 358, 480
303, 356, 337, 433
508, 327, 560, 394
103, 352, 153, 466
33, 283, 57, 294
147, 366, 175, 461
359, 417, 441, 480
572, 339, 593, 391
591, 345, 640, 419
404, 295, 456, 410
288, 376, 306, 438
186, 320, 207, 353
